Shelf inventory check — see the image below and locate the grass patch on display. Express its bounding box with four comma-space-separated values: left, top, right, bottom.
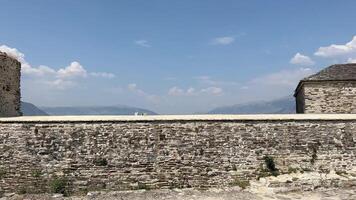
50, 177, 68, 195
229, 178, 250, 189
288, 167, 299, 174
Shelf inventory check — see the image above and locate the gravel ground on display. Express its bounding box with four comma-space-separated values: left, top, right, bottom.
2, 187, 356, 200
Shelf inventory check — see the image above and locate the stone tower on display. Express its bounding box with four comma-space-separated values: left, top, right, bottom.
294, 63, 356, 114
0, 51, 21, 117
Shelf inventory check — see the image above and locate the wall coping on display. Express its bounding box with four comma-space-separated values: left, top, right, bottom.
1, 114, 356, 123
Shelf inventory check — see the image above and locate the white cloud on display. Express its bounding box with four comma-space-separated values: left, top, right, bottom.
290, 53, 315, 66
90, 72, 116, 78
234, 68, 315, 103
187, 87, 196, 95
314, 36, 356, 57
168, 87, 185, 96
0, 45, 42, 76
0, 45, 25, 61
127, 83, 136, 90
211, 36, 235, 45
168, 86, 223, 96
201, 87, 223, 96
134, 40, 151, 47
24, 65, 57, 76
194, 76, 238, 86
0, 44, 116, 90
249, 67, 313, 87
57, 62, 87, 78
128, 83, 159, 103
45, 79, 75, 90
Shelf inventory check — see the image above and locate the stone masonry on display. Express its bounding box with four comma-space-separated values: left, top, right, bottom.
295, 63, 356, 114
296, 81, 356, 114
0, 52, 21, 117
0, 115, 355, 194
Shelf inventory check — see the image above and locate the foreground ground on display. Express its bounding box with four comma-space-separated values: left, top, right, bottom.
2, 188, 356, 200
1, 170, 355, 200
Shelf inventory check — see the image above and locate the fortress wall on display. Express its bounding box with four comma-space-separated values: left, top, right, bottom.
0, 52, 21, 117
303, 81, 356, 114
0, 115, 355, 193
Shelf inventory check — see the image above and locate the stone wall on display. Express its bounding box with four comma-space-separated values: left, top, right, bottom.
295, 86, 305, 113
0, 115, 355, 194
0, 52, 21, 117
298, 81, 356, 114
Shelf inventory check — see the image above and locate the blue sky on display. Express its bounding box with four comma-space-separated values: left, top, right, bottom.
1, 0, 356, 113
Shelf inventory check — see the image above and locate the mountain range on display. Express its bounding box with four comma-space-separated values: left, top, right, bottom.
20, 102, 157, 116
207, 96, 295, 114
21, 102, 49, 116
40, 105, 157, 115
20, 96, 296, 116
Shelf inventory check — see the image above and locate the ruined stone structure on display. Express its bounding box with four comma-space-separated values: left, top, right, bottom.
0, 115, 355, 193
295, 63, 356, 114
0, 52, 21, 117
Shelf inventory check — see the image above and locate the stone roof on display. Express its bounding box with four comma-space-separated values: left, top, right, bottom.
294, 63, 356, 96
303, 63, 356, 81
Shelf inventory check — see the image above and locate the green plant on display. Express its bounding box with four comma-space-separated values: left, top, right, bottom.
31, 169, 42, 178
50, 177, 67, 195
93, 158, 108, 166
292, 177, 299, 181
229, 178, 250, 189
264, 156, 276, 171
288, 167, 298, 174
263, 155, 279, 176
137, 182, 150, 190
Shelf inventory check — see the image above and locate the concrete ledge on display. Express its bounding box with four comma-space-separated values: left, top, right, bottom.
2, 114, 356, 122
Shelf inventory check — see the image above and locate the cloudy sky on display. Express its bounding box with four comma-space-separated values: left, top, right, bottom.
1, 0, 356, 114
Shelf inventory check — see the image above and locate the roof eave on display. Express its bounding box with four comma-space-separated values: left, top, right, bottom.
294, 79, 356, 97
293, 80, 304, 97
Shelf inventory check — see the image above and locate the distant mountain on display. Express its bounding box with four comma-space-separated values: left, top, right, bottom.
40, 105, 157, 115
208, 96, 295, 114
21, 102, 49, 116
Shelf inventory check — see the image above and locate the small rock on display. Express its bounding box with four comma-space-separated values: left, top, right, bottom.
87, 191, 100, 197
52, 193, 64, 198
4, 193, 15, 197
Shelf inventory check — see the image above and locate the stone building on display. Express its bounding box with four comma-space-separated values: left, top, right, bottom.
0, 51, 21, 117
294, 63, 356, 113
